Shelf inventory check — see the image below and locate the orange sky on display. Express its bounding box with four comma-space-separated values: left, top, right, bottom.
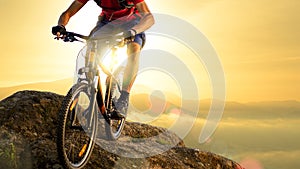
0, 0, 299, 102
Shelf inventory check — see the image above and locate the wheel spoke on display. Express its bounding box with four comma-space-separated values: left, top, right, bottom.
57, 83, 97, 168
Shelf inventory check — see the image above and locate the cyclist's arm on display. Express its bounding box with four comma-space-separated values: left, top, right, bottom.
57, 0, 86, 27
131, 1, 155, 34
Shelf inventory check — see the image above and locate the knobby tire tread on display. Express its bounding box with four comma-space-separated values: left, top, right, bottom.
57, 83, 96, 169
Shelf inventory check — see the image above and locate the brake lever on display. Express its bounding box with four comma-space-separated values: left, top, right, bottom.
63, 36, 74, 42
53, 32, 86, 43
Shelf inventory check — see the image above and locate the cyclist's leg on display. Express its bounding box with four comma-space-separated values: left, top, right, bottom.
123, 43, 140, 92
122, 33, 145, 92
114, 34, 145, 117
88, 15, 107, 37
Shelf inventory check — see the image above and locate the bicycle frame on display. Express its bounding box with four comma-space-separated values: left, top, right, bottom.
75, 38, 123, 129
56, 31, 127, 169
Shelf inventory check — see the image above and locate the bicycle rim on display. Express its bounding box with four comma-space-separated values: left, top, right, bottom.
105, 78, 126, 140
57, 83, 98, 169
105, 116, 125, 140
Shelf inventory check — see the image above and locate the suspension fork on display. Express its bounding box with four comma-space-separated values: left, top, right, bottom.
86, 76, 99, 129
85, 41, 100, 129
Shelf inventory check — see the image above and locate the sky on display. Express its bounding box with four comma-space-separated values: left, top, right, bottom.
0, 1, 299, 168
0, 0, 300, 102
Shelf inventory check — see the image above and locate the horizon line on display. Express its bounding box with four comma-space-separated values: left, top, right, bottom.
0, 79, 299, 103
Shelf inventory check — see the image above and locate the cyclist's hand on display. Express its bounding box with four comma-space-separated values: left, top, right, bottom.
52, 25, 66, 40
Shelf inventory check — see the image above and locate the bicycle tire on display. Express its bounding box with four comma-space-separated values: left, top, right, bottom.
57, 82, 98, 169
104, 77, 126, 140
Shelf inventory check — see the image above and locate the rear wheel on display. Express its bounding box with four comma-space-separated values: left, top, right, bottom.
57, 83, 98, 169
104, 77, 126, 140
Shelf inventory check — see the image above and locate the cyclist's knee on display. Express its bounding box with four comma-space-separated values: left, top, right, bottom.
127, 42, 141, 53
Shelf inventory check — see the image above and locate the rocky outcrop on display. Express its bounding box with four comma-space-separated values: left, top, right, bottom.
0, 91, 241, 169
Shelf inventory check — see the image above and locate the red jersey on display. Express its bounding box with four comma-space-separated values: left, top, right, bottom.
77, 0, 144, 21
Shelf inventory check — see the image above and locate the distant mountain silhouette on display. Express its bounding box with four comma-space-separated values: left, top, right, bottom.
131, 90, 300, 120
1, 79, 299, 120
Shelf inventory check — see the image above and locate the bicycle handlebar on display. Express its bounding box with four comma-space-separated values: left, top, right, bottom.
55, 31, 128, 44
54, 32, 89, 42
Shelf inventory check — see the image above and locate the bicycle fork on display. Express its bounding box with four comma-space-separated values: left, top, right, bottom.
85, 41, 102, 130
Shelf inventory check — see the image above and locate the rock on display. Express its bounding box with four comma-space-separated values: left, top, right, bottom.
0, 90, 242, 169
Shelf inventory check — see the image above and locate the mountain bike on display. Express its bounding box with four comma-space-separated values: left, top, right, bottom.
56, 31, 128, 169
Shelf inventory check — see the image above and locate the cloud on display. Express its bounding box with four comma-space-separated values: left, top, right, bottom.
182, 117, 300, 169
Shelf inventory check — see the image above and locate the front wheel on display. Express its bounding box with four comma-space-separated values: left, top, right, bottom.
57, 83, 98, 169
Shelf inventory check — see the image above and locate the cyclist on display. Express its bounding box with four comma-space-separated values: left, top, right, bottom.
52, 0, 154, 118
